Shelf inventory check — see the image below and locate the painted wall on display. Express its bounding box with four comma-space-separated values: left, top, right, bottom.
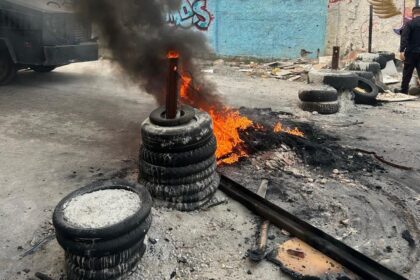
167, 0, 329, 59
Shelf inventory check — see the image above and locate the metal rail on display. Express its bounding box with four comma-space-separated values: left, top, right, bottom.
219, 174, 408, 280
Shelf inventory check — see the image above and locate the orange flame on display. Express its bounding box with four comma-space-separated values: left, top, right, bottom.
167, 51, 179, 59
273, 122, 304, 137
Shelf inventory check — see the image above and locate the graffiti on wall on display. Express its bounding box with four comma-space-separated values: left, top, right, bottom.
166, 0, 214, 31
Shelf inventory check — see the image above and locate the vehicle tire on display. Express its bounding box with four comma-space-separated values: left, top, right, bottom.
53, 180, 152, 241
139, 172, 218, 198
0, 52, 17, 86
298, 86, 338, 102
140, 136, 216, 167
299, 101, 340, 115
308, 69, 358, 91
356, 53, 387, 69
139, 156, 215, 180
378, 51, 395, 62
154, 193, 214, 212
56, 215, 151, 257
353, 77, 379, 105
66, 244, 145, 280
348, 61, 381, 74
65, 238, 145, 270
408, 87, 420, 96
31, 66, 56, 73
349, 71, 374, 81
157, 173, 220, 203
140, 161, 217, 185
149, 105, 196, 127
141, 109, 213, 152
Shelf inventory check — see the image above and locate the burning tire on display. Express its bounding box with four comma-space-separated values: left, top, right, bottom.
149, 105, 195, 127
141, 109, 213, 152
0, 52, 17, 86
139, 136, 216, 167
298, 86, 338, 102
353, 77, 379, 105
347, 61, 381, 74
299, 101, 340, 114
308, 69, 358, 91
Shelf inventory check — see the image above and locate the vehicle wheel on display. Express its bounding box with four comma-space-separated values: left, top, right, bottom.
298, 86, 338, 102
299, 101, 340, 115
53, 180, 152, 240
56, 215, 151, 257
0, 52, 17, 85
353, 77, 379, 105
31, 66, 56, 73
348, 61, 381, 74
140, 136, 217, 167
308, 69, 358, 91
141, 109, 213, 152
349, 71, 374, 81
139, 156, 216, 181
66, 244, 145, 280
149, 105, 196, 127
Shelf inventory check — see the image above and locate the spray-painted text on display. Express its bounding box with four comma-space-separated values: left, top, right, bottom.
167, 0, 213, 31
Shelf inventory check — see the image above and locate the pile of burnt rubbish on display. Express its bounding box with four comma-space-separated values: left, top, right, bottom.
53, 180, 152, 280
138, 104, 219, 211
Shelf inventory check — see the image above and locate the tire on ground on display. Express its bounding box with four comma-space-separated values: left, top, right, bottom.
356, 53, 387, 69
141, 109, 213, 152
153, 193, 214, 211
348, 61, 381, 74
377, 51, 395, 62
140, 136, 216, 167
53, 180, 152, 240
299, 101, 340, 115
307, 69, 358, 91
298, 85, 338, 102
349, 70, 374, 81
353, 77, 379, 105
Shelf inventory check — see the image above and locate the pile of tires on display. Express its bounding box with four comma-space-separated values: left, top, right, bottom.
53, 180, 152, 280
298, 85, 339, 114
139, 105, 219, 211
308, 69, 358, 92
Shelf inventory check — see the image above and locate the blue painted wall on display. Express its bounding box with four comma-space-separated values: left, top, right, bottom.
205, 0, 328, 59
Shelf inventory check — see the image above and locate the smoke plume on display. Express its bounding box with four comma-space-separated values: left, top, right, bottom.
75, 0, 221, 107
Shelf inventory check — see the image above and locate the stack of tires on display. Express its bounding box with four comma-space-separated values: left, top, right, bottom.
139, 105, 220, 211
53, 180, 152, 280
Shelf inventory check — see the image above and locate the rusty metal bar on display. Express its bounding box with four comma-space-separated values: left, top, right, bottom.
166, 57, 179, 119
332, 46, 340, 70
368, 5, 373, 53
218, 174, 407, 280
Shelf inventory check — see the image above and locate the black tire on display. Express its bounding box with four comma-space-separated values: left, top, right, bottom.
140, 156, 215, 181
349, 71, 374, 81
157, 173, 220, 203
141, 109, 213, 152
140, 161, 217, 185
65, 238, 145, 270
153, 191, 215, 211
356, 53, 387, 69
66, 244, 145, 280
299, 101, 340, 115
139, 172, 218, 198
0, 52, 17, 86
308, 69, 358, 91
378, 51, 395, 62
56, 215, 152, 257
348, 61, 381, 74
53, 180, 152, 241
30, 65, 56, 73
408, 87, 420, 96
140, 136, 216, 167
149, 105, 195, 127
353, 77, 379, 105
298, 86, 338, 102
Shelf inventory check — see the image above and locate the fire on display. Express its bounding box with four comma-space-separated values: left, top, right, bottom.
167, 51, 179, 59
273, 122, 304, 137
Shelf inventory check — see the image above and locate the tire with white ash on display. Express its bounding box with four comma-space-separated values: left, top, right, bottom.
140, 156, 216, 180
140, 161, 217, 185
149, 105, 195, 127
139, 172, 217, 198
298, 86, 338, 102
356, 53, 387, 69
308, 69, 358, 91
66, 244, 145, 280
353, 77, 379, 105
377, 51, 395, 62
141, 109, 213, 152
140, 136, 217, 167
56, 215, 152, 257
53, 180, 152, 241
65, 238, 145, 270
154, 174, 220, 203
299, 101, 340, 115
349, 71, 374, 81
348, 61, 381, 74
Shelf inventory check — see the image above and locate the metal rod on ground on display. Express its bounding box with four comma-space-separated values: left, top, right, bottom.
332, 46, 340, 70
218, 174, 408, 280
166, 56, 179, 119
368, 5, 373, 53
